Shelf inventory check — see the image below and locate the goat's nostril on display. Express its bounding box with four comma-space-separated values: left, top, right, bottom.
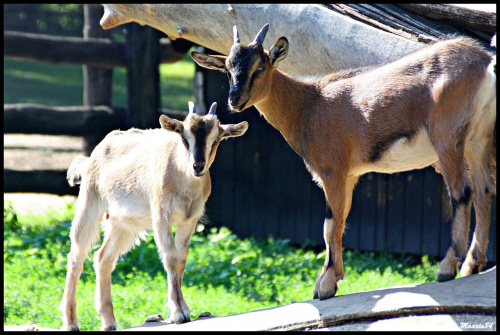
193, 162, 205, 174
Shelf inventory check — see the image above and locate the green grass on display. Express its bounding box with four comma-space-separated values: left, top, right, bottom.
4, 54, 195, 111
4, 200, 441, 331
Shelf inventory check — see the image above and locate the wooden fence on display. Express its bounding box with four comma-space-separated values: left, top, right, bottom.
198, 64, 497, 262
4, 4, 192, 196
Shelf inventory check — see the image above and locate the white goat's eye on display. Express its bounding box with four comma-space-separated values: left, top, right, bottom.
258, 67, 264, 72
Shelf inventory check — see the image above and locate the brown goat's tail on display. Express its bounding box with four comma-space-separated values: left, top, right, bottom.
67, 155, 89, 187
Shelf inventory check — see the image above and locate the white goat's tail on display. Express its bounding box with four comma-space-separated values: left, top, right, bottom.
67, 155, 89, 186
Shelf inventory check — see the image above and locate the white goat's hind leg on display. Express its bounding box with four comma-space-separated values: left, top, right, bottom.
60, 188, 102, 331
94, 219, 136, 330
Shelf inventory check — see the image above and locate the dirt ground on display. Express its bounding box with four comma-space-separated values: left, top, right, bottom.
4, 134, 80, 214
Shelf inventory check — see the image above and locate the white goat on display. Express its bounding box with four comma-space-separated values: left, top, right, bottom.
59, 101, 248, 330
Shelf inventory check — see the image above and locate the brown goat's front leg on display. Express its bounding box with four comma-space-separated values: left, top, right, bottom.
314, 175, 358, 300
153, 216, 196, 324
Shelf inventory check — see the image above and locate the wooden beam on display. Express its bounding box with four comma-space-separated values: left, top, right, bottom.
398, 4, 496, 33
3, 104, 128, 136
125, 23, 161, 129
4, 30, 125, 68
4, 31, 193, 68
4, 169, 79, 196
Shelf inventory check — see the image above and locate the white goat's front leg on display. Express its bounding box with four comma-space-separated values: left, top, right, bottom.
153, 213, 196, 324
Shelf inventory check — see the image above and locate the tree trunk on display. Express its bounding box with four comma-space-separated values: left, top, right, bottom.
100, 4, 424, 76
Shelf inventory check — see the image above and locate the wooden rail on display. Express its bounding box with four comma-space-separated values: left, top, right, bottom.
4, 30, 193, 68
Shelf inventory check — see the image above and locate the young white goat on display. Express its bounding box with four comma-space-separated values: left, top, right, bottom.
60, 102, 248, 330
192, 24, 496, 301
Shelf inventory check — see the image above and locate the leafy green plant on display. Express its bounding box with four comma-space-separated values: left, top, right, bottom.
4, 201, 441, 331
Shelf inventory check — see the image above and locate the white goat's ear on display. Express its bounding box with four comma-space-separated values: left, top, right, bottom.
221, 121, 249, 139
191, 51, 227, 71
160, 114, 183, 133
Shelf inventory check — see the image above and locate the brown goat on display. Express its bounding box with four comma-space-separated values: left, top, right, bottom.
192, 24, 496, 300
60, 102, 248, 330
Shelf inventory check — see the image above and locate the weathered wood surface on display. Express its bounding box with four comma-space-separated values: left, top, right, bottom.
100, 4, 424, 76
4, 169, 79, 196
4, 31, 192, 68
399, 4, 496, 33
119, 267, 495, 331
4, 104, 128, 136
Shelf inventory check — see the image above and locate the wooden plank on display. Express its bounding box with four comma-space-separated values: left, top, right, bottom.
344, 176, 361, 250
125, 23, 161, 130
263, 127, 284, 240
295, 158, 313, 245
386, 172, 406, 253
201, 68, 234, 230
4, 169, 79, 196
4, 104, 127, 136
404, 170, 424, 255
375, 174, 388, 252
421, 167, 443, 257
359, 173, 377, 251
83, 4, 113, 155
278, 138, 298, 243
439, 180, 453, 257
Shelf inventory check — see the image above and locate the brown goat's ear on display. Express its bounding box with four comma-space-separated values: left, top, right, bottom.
221, 121, 249, 139
160, 114, 183, 134
191, 52, 227, 72
269, 37, 289, 66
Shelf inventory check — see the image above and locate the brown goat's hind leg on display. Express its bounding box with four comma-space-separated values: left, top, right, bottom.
435, 147, 473, 282
461, 130, 495, 276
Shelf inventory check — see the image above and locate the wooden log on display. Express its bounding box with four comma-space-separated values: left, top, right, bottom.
4, 31, 193, 68
83, 4, 114, 155
4, 169, 79, 196
100, 4, 424, 76
3, 104, 128, 136
125, 23, 161, 129
4, 30, 125, 68
399, 4, 496, 33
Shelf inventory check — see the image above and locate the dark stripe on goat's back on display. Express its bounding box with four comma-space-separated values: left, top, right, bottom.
368, 129, 418, 162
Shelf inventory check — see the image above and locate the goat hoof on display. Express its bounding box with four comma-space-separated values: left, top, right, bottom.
101, 324, 117, 331
62, 325, 80, 331
437, 269, 456, 282
167, 311, 190, 324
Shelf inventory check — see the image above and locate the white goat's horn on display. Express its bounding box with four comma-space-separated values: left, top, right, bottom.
208, 102, 217, 115
188, 101, 196, 114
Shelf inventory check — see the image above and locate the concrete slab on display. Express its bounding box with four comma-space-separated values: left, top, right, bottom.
4, 267, 494, 331
121, 266, 496, 331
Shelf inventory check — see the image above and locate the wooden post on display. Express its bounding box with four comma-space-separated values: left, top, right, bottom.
82, 4, 113, 156
125, 23, 161, 129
